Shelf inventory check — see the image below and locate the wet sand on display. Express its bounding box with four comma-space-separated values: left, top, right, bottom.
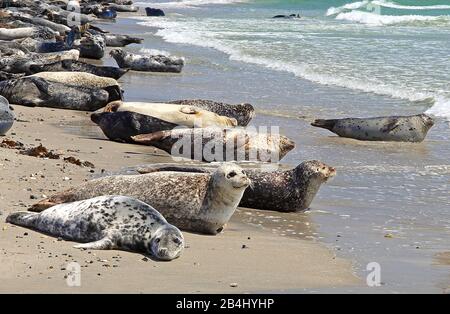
0, 105, 359, 293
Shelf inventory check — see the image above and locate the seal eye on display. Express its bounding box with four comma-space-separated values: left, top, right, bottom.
173, 238, 181, 245
155, 238, 161, 244
227, 171, 237, 178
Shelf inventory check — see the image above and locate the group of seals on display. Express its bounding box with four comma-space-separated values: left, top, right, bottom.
311, 114, 435, 143
29, 163, 251, 235
7, 196, 184, 260
0, 95, 14, 135
110, 49, 185, 73
135, 160, 336, 212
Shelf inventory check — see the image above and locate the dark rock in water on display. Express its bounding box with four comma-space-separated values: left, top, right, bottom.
145, 7, 165, 17
0, 95, 14, 135
76, 35, 106, 59
91, 111, 177, 143
0, 76, 109, 111
29, 60, 129, 80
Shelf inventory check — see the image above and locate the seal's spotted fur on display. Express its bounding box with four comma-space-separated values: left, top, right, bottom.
8, 196, 184, 260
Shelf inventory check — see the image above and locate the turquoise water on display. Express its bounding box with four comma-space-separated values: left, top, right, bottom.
135, 0, 450, 120
120, 0, 450, 292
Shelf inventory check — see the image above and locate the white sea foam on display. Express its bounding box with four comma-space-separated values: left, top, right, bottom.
326, 0, 369, 16
335, 10, 450, 26
373, 0, 450, 11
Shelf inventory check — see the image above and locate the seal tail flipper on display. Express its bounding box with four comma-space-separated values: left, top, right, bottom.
6, 212, 38, 228
131, 131, 168, 145
311, 119, 337, 131
74, 238, 114, 250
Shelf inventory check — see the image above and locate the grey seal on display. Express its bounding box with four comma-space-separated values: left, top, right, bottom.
0, 95, 14, 135
7, 195, 184, 261
91, 111, 178, 143
0, 76, 109, 111
311, 114, 434, 142
131, 127, 295, 163
29, 60, 129, 80
29, 163, 251, 235
169, 99, 255, 127
135, 160, 337, 212
110, 48, 184, 73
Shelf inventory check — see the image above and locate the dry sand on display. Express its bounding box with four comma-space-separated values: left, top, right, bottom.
0, 105, 360, 293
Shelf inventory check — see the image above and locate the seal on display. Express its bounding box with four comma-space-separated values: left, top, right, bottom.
311, 113, 435, 142
29, 60, 129, 80
110, 48, 184, 73
104, 101, 237, 128
76, 35, 106, 60
0, 27, 37, 40
169, 99, 255, 127
0, 76, 109, 111
31, 71, 123, 102
0, 49, 80, 74
136, 161, 336, 212
104, 33, 143, 47
145, 8, 165, 16
131, 127, 296, 163
29, 163, 251, 235
0, 71, 25, 81
107, 4, 139, 12
0, 95, 14, 135
7, 195, 184, 260
91, 111, 178, 142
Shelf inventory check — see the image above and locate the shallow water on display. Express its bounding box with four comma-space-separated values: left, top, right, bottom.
98, 0, 449, 293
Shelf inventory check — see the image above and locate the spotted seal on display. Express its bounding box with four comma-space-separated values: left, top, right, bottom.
104, 101, 237, 128
131, 127, 296, 163
311, 114, 435, 142
169, 99, 255, 127
0, 95, 14, 135
110, 48, 184, 73
7, 195, 184, 260
134, 160, 336, 212
29, 164, 251, 235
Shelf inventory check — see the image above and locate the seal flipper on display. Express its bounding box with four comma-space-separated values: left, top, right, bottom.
74, 238, 114, 250
131, 131, 168, 145
311, 119, 337, 131
6, 211, 38, 228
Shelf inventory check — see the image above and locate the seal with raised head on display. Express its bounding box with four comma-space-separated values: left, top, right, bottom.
31, 71, 123, 102
131, 127, 296, 163
0, 95, 14, 135
30, 163, 251, 235
29, 60, 129, 80
311, 114, 435, 142
110, 48, 184, 73
169, 99, 255, 127
91, 111, 178, 142
7, 195, 185, 260
0, 76, 109, 111
135, 160, 336, 212
104, 101, 237, 128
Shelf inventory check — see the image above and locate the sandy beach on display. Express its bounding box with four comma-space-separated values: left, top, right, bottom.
0, 105, 359, 293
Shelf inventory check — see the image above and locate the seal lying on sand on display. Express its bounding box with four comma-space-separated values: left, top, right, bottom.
136, 161, 336, 212
76, 35, 106, 59
170, 99, 255, 127
0, 49, 80, 74
131, 127, 295, 162
0, 27, 37, 40
311, 114, 435, 142
104, 34, 143, 47
104, 101, 237, 128
29, 60, 129, 79
7, 196, 185, 260
31, 72, 123, 102
91, 111, 178, 142
30, 164, 251, 235
0, 76, 109, 111
110, 49, 184, 73
0, 95, 14, 135
107, 4, 139, 12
